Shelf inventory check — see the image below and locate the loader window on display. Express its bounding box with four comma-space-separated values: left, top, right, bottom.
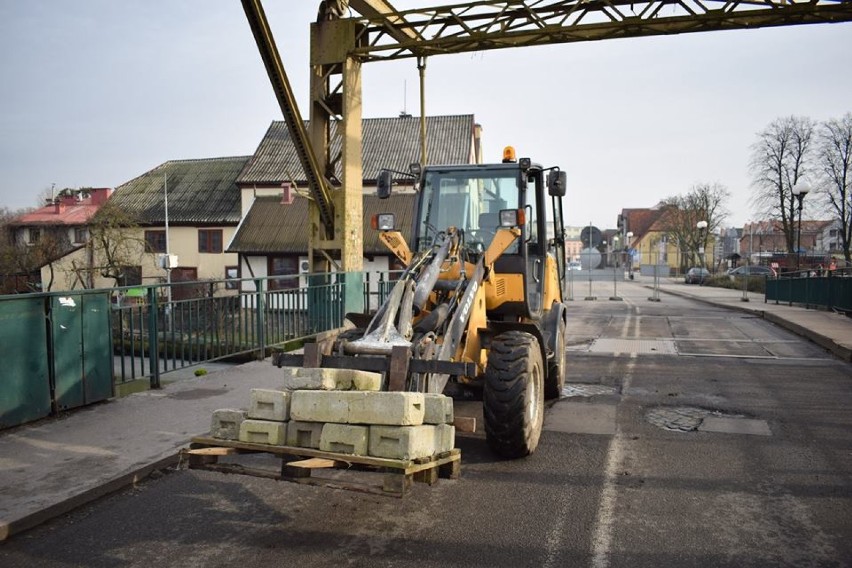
417, 168, 520, 251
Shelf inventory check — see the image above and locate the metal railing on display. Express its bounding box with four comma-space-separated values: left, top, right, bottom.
766, 268, 852, 313
110, 273, 358, 387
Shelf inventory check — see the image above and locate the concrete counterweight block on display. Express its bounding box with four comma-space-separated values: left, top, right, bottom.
248, 389, 291, 422
423, 394, 454, 424
211, 409, 248, 441
369, 425, 436, 460
239, 419, 287, 445
286, 420, 324, 449
348, 391, 425, 426
320, 423, 369, 455
282, 367, 383, 392
434, 424, 456, 453
290, 391, 356, 423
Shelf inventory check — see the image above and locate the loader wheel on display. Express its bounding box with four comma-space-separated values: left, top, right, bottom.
483, 331, 545, 459
545, 316, 566, 400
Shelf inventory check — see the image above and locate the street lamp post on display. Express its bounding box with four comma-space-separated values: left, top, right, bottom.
611, 235, 622, 301
697, 220, 708, 285
792, 183, 810, 273
626, 231, 634, 280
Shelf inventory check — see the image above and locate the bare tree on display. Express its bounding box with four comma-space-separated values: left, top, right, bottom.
78, 201, 147, 287
815, 113, 852, 264
661, 183, 730, 270
749, 116, 815, 253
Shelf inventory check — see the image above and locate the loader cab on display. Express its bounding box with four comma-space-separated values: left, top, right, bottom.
412, 153, 549, 319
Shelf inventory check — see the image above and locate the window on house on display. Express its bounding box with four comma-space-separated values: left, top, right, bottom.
145, 230, 167, 253
118, 266, 142, 287
198, 229, 223, 253
268, 256, 298, 290
225, 265, 239, 290
28, 228, 40, 244
74, 227, 88, 244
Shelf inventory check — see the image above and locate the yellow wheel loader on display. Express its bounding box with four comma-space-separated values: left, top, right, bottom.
278, 147, 568, 458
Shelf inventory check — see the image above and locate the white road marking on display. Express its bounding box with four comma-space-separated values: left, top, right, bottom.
590, 306, 639, 568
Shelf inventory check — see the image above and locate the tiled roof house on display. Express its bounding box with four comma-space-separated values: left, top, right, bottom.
228, 114, 481, 292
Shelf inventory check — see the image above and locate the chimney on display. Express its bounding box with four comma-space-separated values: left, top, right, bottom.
54, 199, 65, 214
281, 182, 294, 205
89, 188, 113, 205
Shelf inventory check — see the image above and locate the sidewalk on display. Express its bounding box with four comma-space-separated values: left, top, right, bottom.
0, 360, 284, 541
1, 281, 851, 541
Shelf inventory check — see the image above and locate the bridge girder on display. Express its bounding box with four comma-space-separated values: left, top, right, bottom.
344, 1, 852, 61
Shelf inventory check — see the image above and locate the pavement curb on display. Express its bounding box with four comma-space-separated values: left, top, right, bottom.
0, 453, 181, 542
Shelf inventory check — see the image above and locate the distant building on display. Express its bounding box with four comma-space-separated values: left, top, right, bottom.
4, 188, 112, 292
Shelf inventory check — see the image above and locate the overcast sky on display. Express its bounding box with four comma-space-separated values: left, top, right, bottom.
1, 1, 850, 231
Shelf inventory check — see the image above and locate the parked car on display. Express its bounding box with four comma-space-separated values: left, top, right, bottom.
685, 267, 710, 284
728, 265, 776, 279
568, 261, 582, 271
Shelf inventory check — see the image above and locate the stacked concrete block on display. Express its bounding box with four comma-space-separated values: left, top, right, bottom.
433, 424, 456, 454
239, 419, 287, 445
209, 366, 455, 459
211, 408, 248, 441
282, 367, 382, 392
290, 390, 357, 423
286, 421, 324, 449
248, 389, 291, 422
320, 423, 369, 455
423, 394, 454, 425
348, 392, 425, 426
369, 425, 436, 460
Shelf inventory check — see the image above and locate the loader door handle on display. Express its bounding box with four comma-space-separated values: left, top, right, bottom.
533, 259, 541, 283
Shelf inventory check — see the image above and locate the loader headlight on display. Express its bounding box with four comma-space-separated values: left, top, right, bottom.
499, 208, 525, 228
371, 213, 395, 231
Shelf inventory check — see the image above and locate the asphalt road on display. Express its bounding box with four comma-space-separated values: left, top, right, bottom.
2, 281, 851, 568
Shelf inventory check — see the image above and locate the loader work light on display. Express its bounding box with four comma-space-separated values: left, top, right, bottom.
502, 146, 516, 163
499, 208, 525, 228
372, 213, 395, 231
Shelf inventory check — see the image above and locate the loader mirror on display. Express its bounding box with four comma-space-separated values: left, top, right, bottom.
377, 170, 393, 199
547, 170, 567, 197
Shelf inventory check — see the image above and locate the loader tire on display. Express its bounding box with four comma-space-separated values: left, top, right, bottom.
545, 316, 566, 400
483, 331, 545, 459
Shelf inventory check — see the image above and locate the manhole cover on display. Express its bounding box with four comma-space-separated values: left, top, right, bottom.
646, 406, 732, 432
561, 384, 617, 398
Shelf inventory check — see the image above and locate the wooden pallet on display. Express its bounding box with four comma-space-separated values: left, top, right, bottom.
182, 436, 461, 497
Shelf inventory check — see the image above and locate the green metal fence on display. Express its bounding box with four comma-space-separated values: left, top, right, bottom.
110, 273, 351, 389
1, 270, 396, 429
0, 290, 113, 429
765, 269, 852, 313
